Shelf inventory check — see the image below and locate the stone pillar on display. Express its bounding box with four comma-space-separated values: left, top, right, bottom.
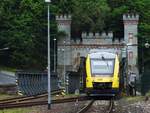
123, 13, 139, 79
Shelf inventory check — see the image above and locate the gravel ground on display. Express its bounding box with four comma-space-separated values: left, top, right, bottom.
35, 100, 114, 113
32, 101, 88, 113
27, 96, 150, 113
116, 98, 150, 113
86, 101, 109, 113
86, 99, 150, 113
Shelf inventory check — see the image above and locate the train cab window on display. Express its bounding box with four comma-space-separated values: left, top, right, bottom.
90, 59, 114, 76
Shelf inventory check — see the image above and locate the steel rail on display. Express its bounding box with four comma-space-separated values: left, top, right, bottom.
77, 100, 95, 113
0, 89, 62, 105
0, 96, 89, 109
0, 93, 46, 103
107, 99, 114, 113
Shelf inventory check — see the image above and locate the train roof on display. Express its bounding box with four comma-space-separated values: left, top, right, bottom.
89, 49, 116, 54
88, 49, 116, 59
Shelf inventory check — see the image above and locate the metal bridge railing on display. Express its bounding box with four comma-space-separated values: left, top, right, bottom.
15, 71, 59, 96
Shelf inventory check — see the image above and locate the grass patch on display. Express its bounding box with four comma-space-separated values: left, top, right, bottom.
0, 108, 33, 113
125, 96, 144, 103
0, 93, 18, 100
0, 93, 38, 113
145, 91, 150, 96
0, 66, 16, 72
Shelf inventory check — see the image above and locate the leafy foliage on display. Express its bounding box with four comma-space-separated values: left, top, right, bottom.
0, 0, 149, 70
0, 0, 48, 69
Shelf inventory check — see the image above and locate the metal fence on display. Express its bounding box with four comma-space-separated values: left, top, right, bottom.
16, 71, 59, 96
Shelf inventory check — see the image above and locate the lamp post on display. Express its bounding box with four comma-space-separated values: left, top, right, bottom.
53, 38, 56, 72
58, 48, 64, 82
122, 43, 128, 91
144, 41, 150, 75
125, 44, 129, 95
45, 0, 51, 109
141, 39, 149, 76
63, 40, 66, 87
145, 41, 150, 49
141, 40, 149, 95
122, 42, 133, 95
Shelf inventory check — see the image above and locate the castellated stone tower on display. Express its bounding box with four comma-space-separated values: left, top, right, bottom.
56, 13, 140, 84
123, 14, 139, 78
56, 15, 71, 44
56, 15, 72, 79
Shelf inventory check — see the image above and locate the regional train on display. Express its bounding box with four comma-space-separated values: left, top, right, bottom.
84, 50, 123, 97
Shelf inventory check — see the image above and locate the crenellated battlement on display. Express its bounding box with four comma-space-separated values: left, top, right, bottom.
70, 39, 81, 44
123, 13, 139, 21
81, 32, 113, 38
113, 39, 120, 44
56, 15, 72, 21
57, 13, 139, 84
56, 14, 72, 44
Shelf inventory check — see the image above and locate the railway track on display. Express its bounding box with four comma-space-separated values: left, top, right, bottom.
77, 100, 95, 113
0, 89, 62, 105
0, 92, 115, 112
0, 95, 89, 109
76, 99, 114, 113
106, 99, 114, 113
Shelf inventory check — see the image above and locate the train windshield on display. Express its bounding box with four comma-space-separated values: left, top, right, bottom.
90, 59, 114, 76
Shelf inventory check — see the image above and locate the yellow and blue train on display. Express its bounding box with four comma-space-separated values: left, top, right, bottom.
85, 50, 122, 96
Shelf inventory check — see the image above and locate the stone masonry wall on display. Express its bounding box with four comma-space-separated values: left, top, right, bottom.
56, 13, 139, 82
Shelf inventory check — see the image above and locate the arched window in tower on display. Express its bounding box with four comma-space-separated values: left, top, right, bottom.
128, 33, 133, 43
129, 51, 133, 59
73, 52, 80, 71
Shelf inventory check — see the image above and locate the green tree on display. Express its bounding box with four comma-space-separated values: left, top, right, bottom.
0, 0, 58, 70
0, 0, 149, 70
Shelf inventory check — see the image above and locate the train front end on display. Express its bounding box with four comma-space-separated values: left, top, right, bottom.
85, 52, 120, 97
